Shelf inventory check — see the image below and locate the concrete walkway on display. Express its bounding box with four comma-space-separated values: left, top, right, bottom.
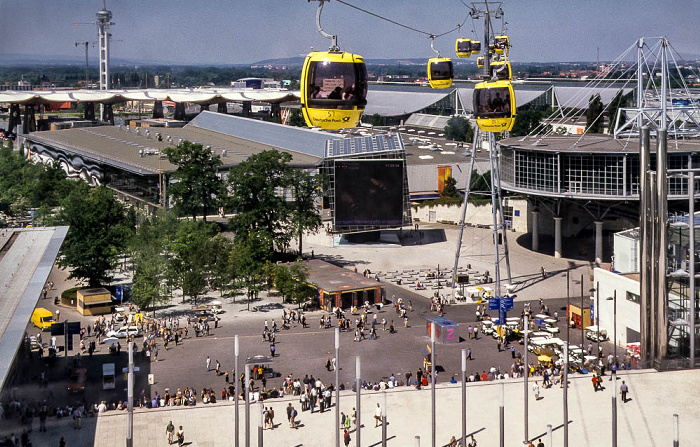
19, 368, 698, 447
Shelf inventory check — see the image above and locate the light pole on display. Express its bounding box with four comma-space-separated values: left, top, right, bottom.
581, 277, 585, 348
235, 335, 240, 447
461, 349, 467, 447
245, 364, 250, 447
607, 291, 617, 366
126, 341, 134, 447
566, 268, 570, 346
611, 369, 617, 447
563, 343, 569, 447
523, 313, 529, 444
499, 382, 505, 447
589, 287, 596, 352
596, 282, 600, 360
381, 391, 387, 447
673, 414, 679, 447
335, 328, 340, 447
258, 401, 264, 447
431, 322, 436, 447
356, 356, 361, 447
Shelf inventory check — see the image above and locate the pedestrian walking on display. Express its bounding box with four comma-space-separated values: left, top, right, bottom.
343, 429, 351, 446
290, 406, 298, 429
374, 402, 382, 427
270, 342, 276, 357
166, 420, 175, 444
206, 356, 211, 371
467, 348, 473, 360
176, 426, 184, 446
533, 380, 541, 400
620, 380, 629, 402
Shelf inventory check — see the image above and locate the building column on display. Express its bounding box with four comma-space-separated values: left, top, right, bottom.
594, 221, 603, 265
531, 211, 539, 252
153, 101, 165, 119
554, 216, 563, 259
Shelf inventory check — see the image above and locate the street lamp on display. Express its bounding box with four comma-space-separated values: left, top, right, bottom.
245, 355, 273, 447
588, 287, 596, 353
606, 291, 617, 366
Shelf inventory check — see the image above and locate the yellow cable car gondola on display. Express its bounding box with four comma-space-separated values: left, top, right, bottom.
473, 80, 516, 132
455, 38, 472, 58
300, 0, 368, 129
427, 37, 453, 89
477, 56, 485, 69
427, 57, 453, 89
470, 41, 481, 55
300, 52, 368, 129
490, 60, 512, 81
494, 35, 510, 54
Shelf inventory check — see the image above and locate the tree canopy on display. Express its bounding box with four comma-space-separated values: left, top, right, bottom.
0, 145, 76, 218
56, 183, 131, 287
586, 94, 605, 133
444, 116, 474, 142
163, 141, 224, 221
228, 149, 293, 254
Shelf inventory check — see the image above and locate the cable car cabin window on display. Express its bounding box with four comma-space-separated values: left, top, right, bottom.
473, 87, 511, 117
430, 61, 453, 81
306, 61, 367, 109
456, 40, 472, 56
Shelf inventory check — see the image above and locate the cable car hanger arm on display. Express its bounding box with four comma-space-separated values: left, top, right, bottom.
310, 0, 339, 51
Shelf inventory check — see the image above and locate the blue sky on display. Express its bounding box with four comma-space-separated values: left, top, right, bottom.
0, 0, 698, 64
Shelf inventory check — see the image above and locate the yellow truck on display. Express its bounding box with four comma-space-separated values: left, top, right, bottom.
31, 308, 54, 330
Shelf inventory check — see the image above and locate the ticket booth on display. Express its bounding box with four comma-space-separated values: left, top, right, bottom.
567, 304, 592, 329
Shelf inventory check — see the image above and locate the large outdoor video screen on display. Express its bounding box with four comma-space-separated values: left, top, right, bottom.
334, 159, 404, 227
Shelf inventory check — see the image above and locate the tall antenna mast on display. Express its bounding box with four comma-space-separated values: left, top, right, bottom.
96, 1, 113, 90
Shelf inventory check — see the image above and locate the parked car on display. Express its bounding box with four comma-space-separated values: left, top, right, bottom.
67, 368, 88, 393
192, 309, 214, 322
106, 326, 141, 339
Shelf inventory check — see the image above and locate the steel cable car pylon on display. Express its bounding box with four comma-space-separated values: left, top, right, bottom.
451, 2, 512, 309
300, 0, 368, 129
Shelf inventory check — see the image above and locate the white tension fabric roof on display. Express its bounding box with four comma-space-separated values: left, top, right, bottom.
0, 88, 300, 105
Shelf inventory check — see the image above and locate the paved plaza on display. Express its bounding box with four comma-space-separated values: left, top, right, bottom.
2, 223, 696, 446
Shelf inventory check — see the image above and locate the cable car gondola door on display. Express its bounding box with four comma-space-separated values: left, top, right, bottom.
301, 52, 368, 129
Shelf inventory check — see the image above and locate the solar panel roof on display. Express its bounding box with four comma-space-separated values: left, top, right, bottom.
187, 111, 333, 158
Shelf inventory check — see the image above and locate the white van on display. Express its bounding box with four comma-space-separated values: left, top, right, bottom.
103, 363, 115, 390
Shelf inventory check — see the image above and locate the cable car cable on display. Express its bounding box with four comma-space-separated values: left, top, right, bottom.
334, 0, 468, 39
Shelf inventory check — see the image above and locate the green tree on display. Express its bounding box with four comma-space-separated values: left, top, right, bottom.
288, 170, 323, 256
510, 109, 551, 137
206, 234, 236, 297
56, 184, 130, 287
586, 94, 604, 133
440, 176, 459, 198
228, 149, 293, 254
369, 113, 383, 127
163, 141, 224, 221
607, 89, 627, 134
230, 231, 268, 310
444, 116, 474, 142
287, 109, 307, 127
275, 261, 316, 305
129, 210, 179, 312
168, 220, 218, 305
